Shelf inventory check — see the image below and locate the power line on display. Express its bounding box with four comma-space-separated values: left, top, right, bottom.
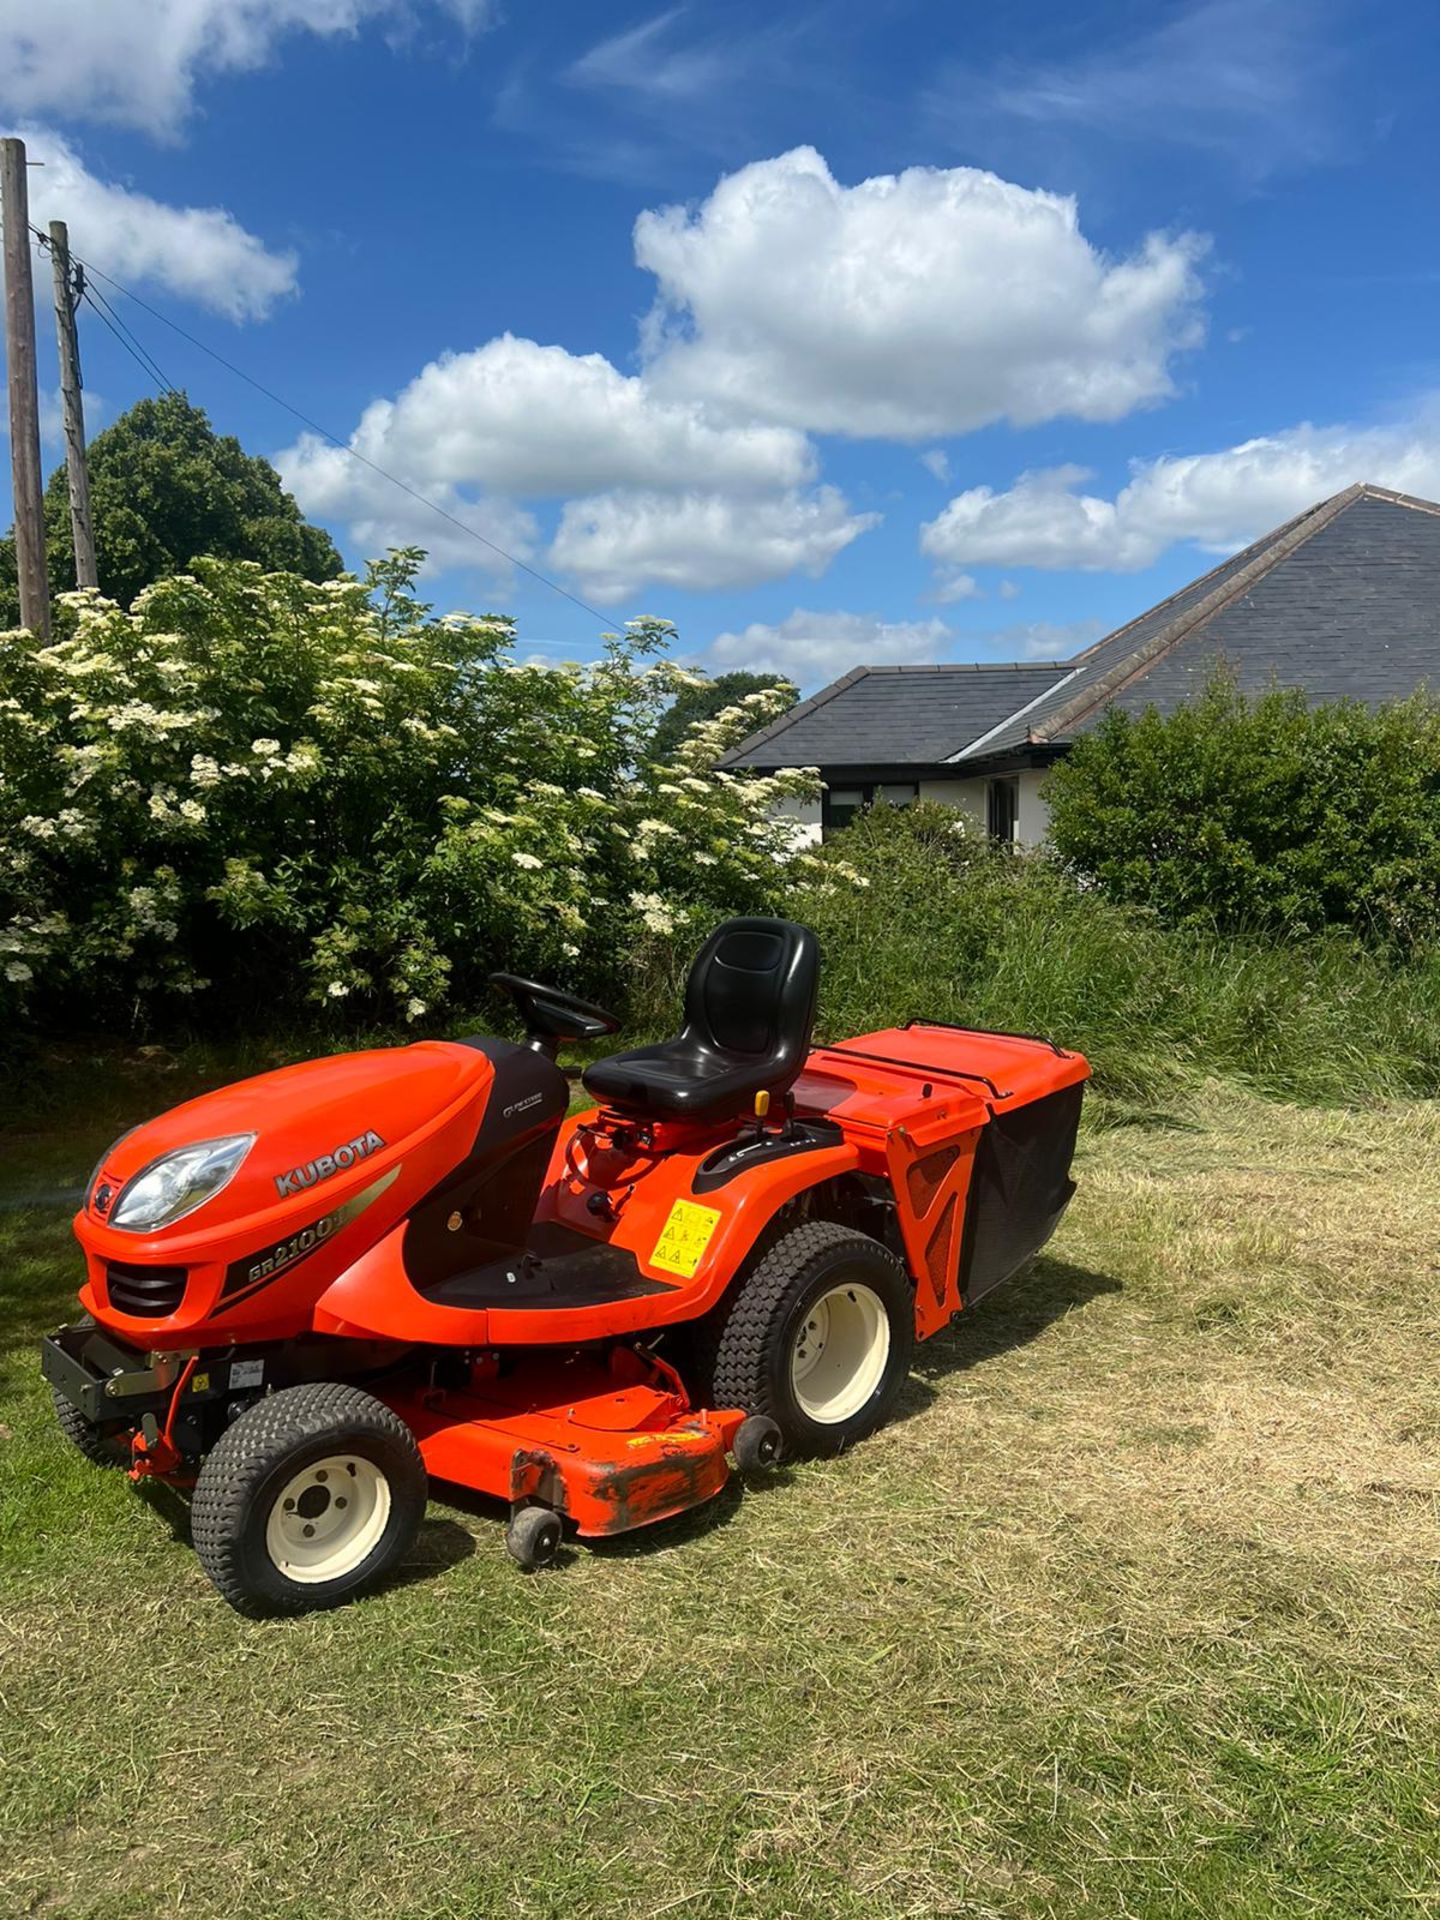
2, 214, 175, 395
79, 286, 175, 396
82, 280, 177, 395
36, 228, 618, 627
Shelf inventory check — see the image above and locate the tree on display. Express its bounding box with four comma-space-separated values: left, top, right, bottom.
0, 391, 341, 623
650, 669, 799, 760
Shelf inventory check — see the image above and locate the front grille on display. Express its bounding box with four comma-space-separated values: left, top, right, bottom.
106, 1262, 188, 1318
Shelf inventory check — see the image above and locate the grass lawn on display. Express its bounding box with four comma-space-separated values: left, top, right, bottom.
2, 1067, 1439, 1919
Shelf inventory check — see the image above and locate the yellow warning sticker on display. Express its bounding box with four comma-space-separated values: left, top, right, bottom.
650, 1199, 722, 1279
191, 1372, 210, 1394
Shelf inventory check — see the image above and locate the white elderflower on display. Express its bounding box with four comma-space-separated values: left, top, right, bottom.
326, 981, 350, 998
511, 851, 543, 871
628, 890, 676, 935
5, 960, 33, 984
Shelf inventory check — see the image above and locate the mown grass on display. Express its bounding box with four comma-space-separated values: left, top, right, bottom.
3, 1074, 1439, 1918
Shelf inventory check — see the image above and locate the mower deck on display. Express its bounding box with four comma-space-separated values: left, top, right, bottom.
389, 1351, 744, 1539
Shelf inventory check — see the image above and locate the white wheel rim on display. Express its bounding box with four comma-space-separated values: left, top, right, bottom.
264, 1453, 391, 1584
790, 1281, 891, 1423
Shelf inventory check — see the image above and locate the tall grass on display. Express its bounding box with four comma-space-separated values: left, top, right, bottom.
785, 804, 1440, 1106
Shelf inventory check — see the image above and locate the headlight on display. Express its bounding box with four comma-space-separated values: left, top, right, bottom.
110, 1134, 256, 1232
87, 1127, 139, 1216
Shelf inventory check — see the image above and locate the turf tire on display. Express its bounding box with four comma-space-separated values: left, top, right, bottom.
699, 1220, 913, 1457
191, 1383, 426, 1618
51, 1385, 129, 1466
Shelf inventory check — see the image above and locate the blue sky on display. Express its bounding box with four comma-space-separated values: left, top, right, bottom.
3, 0, 1439, 684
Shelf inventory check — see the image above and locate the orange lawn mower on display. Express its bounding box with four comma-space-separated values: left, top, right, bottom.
43, 918, 1088, 1616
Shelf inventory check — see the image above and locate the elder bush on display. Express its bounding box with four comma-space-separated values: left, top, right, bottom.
0, 552, 817, 1031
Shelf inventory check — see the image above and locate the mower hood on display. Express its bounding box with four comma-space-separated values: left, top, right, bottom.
82, 1042, 491, 1252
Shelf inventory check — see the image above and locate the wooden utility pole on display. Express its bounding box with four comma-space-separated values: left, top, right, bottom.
48, 220, 97, 590
2, 136, 49, 637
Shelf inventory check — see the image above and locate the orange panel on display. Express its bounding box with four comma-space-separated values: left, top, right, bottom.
886, 1122, 981, 1339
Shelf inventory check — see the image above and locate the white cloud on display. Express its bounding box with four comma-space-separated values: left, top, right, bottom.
278, 144, 1206, 600
921, 409, 1440, 573
0, 1, 491, 137
932, 571, 981, 604
921, 449, 951, 483
564, 9, 745, 102
935, 0, 1345, 178
637, 146, 1206, 440
20, 127, 296, 320
923, 464, 1148, 571
273, 444, 537, 578
708, 608, 953, 682
281, 334, 813, 500
549, 489, 878, 602
278, 332, 861, 597
975, 620, 1103, 662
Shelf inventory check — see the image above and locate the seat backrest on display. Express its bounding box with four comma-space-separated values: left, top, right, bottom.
683, 917, 820, 1068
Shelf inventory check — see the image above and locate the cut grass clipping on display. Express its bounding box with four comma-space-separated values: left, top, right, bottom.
3, 1078, 1439, 1918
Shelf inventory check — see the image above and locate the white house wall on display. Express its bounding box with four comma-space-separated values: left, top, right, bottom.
918, 775, 1049, 848
773, 792, 823, 849
917, 778, 986, 829
1016, 769, 1050, 847
769, 773, 1051, 851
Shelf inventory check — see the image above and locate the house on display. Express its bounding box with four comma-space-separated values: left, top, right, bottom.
721, 483, 1440, 845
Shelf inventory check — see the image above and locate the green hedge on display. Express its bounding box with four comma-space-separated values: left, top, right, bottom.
1045, 676, 1440, 950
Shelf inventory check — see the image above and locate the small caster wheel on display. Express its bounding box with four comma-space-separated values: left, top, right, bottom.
734, 1414, 784, 1472
506, 1504, 562, 1570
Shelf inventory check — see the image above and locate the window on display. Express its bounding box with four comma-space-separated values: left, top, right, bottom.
986, 776, 1019, 844
822, 781, 917, 836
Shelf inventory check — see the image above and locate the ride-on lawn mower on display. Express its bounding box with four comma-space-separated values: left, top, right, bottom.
43, 918, 1088, 1616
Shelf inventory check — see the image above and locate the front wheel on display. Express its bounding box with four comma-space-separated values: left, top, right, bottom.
699, 1221, 914, 1457
191, 1384, 426, 1617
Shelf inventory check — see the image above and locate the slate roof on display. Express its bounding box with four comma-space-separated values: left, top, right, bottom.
722, 484, 1440, 772
717, 662, 1071, 770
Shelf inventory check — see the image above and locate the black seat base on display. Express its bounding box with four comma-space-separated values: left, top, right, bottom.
583, 917, 819, 1126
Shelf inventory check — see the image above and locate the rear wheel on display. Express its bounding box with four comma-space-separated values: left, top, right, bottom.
191, 1384, 426, 1617
699, 1221, 914, 1456
51, 1386, 128, 1466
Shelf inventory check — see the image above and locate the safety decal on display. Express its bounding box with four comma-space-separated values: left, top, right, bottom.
650, 1199, 722, 1279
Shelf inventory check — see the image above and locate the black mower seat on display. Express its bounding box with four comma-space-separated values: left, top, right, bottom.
583, 917, 820, 1125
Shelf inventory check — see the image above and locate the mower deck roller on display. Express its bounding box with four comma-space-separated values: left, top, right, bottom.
44, 916, 1088, 1615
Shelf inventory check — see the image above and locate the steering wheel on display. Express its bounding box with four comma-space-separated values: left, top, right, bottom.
489, 972, 622, 1054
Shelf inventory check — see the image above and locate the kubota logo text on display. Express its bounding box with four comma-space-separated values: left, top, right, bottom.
274, 1129, 385, 1198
